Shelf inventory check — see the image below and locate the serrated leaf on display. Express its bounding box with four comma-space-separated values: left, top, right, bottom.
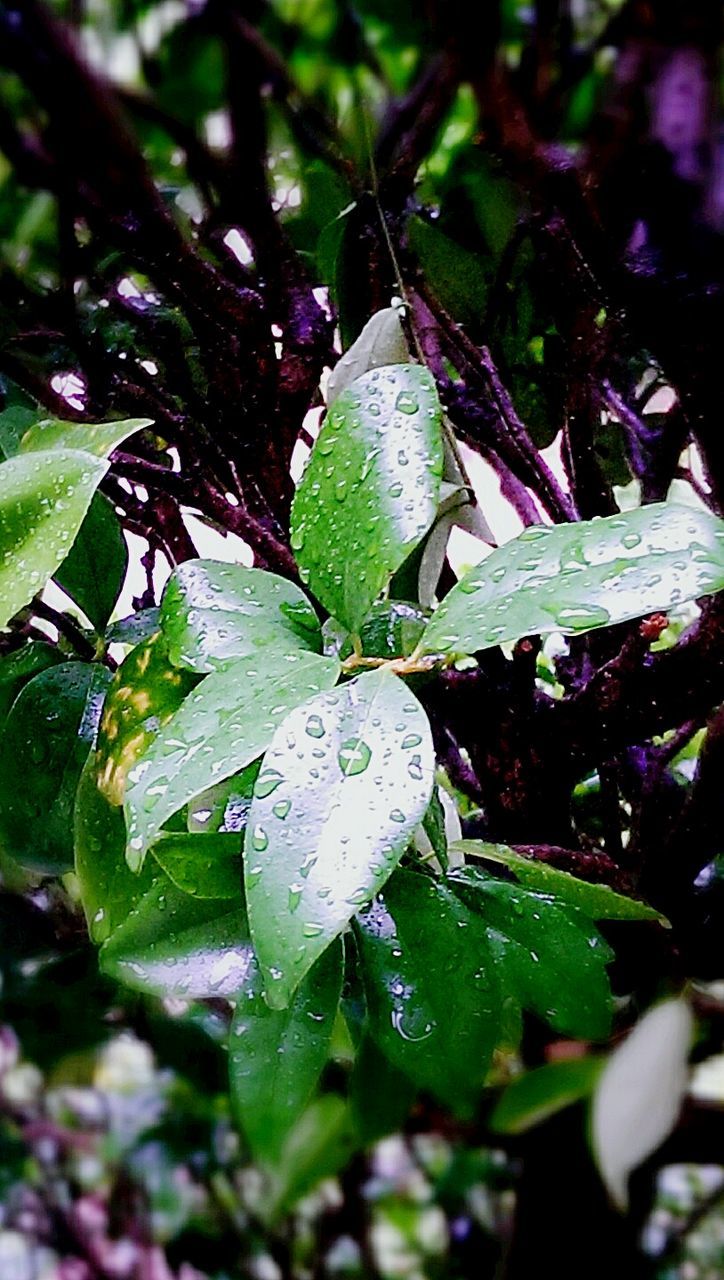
0, 449, 109, 630
0, 662, 110, 873
490, 1058, 603, 1135
354, 870, 501, 1114
326, 307, 410, 405
150, 831, 241, 898
56, 492, 128, 632
592, 998, 693, 1208
292, 364, 443, 633
160, 559, 321, 674
245, 670, 434, 1009
125, 650, 340, 870
453, 841, 667, 924
229, 940, 343, 1163
421, 503, 724, 657
20, 416, 151, 458
450, 868, 613, 1040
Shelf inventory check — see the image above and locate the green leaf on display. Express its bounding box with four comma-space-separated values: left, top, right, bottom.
20, 416, 151, 459
100, 884, 251, 999
150, 831, 241, 898
95, 633, 195, 808
354, 870, 501, 1114
450, 868, 613, 1040
187, 761, 259, 834
229, 939, 343, 1163
245, 670, 434, 1009
0, 640, 63, 724
160, 559, 322, 674
326, 307, 410, 405
349, 1033, 416, 1145
291, 364, 443, 633
0, 449, 109, 630
0, 662, 110, 873
453, 842, 667, 924
490, 1058, 603, 1135
421, 503, 724, 657
55, 492, 128, 632
106, 608, 161, 646
125, 651, 340, 870
266, 1095, 358, 1221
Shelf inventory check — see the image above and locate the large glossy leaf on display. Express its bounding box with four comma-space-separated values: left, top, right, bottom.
453, 842, 667, 923
125, 650, 340, 870
20, 416, 151, 458
490, 1058, 603, 1135
245, 670, 435, 1009
150, 831, 241, 898
0, 449, 109, 630
354, 870, 501, 1114
421, 503, 724, 657
450, 868, 613, 1040
291, 364, 443, 633
229, 939, 343, 1163
160, 559, 321, 673
95, 632, 195, 807
56, 492, 128, 632
0, 662, 110, 873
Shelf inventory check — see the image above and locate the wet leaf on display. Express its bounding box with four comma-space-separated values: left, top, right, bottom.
490, 1058, 603, 1135
291, 364, 443, 633
450, 867, 613, 1040
229, 939, 343, 1162
20, 416, 151, 459
150, 831, 241, 898
0, 448, 109, 630
245, 670, 434, 1009
0, 662, 110, 873
326, 307, 409, 405
0, 640, 63, 725
453, 842, 667, 924
161, 558, 321, 673
106, 608, 161, 646
125, 651, 340, 870
421, 503, 724, 657
354, 870, 501, 1114
187, 761, 259, 834
56, 492, 128, 632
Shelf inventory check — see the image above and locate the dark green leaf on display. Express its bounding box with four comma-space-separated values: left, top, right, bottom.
349, 1034, 416, 1145
0, 640, 63, 723
125, 651, 340, 869
160, 559, 321, 673
0, 449, 109, 630
229, 939, 343, 1162
106, 608, 161, 646
150, 831, 241, 898
0, 661, 110, 873
421, 504, 724, 657
490, 1057, 603, 1134
56, 492, 128, 632
245, 670, 434, 1009
291, 364, 443, 633
20, 416, 151, 458
187, 761, 259, 834
354, 870, 501, 1114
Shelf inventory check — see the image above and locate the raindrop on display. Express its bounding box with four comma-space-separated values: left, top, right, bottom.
395, 391, 419, 415
251, 824, 268, 852
338, 737, 372, 776
254, 769, 284, 798
273, 798, 291, 820
305, 713, 325, 739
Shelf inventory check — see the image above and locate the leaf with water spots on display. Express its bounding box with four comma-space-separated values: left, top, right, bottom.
449, 867, 614, 1040
0, 448, 109, 630
245, 669, 435, 1009
150, 831, 241, 898
229, 939, 343, 1163
161, 559, 321, 674
291, 364, 443, 633
20, 416, 152, 459
452, 841, 667, 924
0, 662, 110, 874
55, 492, 128, 633
326, 307, 410, 406
354, 870, 502, 1114
421, 503, 724, 657
125, 650, 340, 870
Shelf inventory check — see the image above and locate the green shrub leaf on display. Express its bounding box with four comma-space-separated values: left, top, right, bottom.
20, 416, 151, 458
56, 492, 128, 632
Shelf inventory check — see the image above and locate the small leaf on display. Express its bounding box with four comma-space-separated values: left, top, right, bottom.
490, 1058, 603, 1135
56, 492, 128, 632
245, 670, 434, 1009
0, 640, 63, 724
150, 831, 241, 898
125, 650, 340, 870
0, 449, 109, 630
266, 1096, 358, 1220
106, 608, 161, 646
161, 559, 321, 673
421, 503, 724, 657
187, 762, 259, 834
450, 868, 613, 1040
453, 842, 667, 924
592, 998, 693, 1209
20, 416, 151, 459
292, 364, 443, 633
229, 940, 343, 1162
326, 307, 410, 405
354, 870, 501, 1114
0, 662, 110, 873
